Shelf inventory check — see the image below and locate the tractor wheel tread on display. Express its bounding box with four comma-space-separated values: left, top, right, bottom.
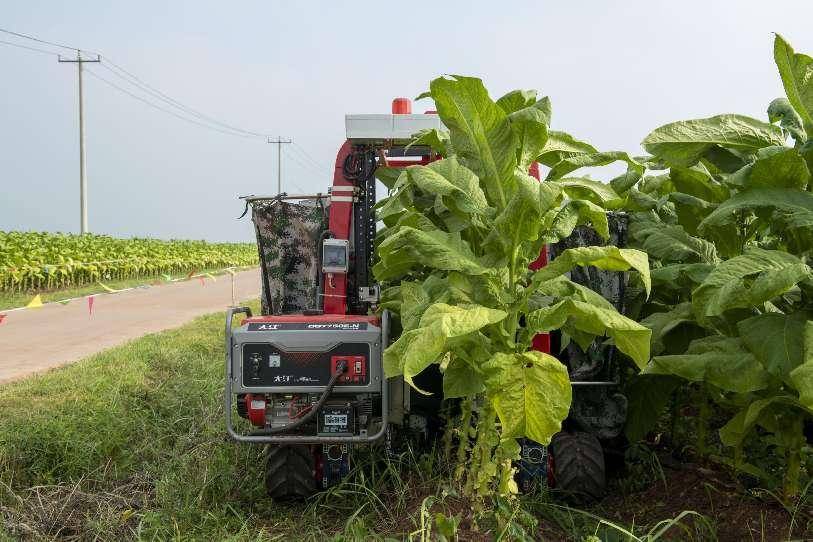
265, 445, 316, 499
551, 431, 606, 502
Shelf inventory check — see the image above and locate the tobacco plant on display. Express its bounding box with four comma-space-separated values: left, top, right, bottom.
602, 35, 813, 499
374, 76, 651, 495
0, 231, 257, 292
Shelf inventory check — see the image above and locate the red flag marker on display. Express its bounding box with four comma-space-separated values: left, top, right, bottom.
88, 295, 95, 316
199, 276, 205, 286
0, 314, 6, 325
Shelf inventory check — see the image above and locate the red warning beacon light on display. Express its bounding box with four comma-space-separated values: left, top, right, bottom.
391, 97, 412, 114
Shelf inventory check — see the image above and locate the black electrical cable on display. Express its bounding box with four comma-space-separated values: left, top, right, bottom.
248, 360, 347, 436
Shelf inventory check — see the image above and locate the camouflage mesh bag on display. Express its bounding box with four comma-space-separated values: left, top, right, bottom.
250, 199, 328, 315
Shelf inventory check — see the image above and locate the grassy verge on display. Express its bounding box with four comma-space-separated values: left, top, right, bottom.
0, 267, 256, 310
0, 302, 802, 540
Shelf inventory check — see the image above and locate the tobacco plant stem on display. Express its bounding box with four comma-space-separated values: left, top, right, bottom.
697, 389, 709, 460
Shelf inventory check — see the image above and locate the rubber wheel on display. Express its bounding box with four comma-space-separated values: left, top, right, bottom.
265, 445, 316, 499
551, 431, 606, 502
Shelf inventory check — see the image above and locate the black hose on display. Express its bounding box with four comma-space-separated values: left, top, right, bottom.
248, 360, 347, 436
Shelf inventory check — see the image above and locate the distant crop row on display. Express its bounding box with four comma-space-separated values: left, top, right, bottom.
0, 231, 258, 292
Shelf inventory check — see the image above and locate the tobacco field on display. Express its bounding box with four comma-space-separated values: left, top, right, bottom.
0, 231, 258, 292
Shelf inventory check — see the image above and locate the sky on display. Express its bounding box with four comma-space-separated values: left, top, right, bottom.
2, 0, 813, 242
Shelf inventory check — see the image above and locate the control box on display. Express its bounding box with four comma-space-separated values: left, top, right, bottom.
230, 317, 382, 394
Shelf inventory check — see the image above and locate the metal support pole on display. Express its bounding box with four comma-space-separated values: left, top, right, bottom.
267, 136, 292, 194
59, 51, 100, 234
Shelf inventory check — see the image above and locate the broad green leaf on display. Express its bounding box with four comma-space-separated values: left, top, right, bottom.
670, 166, 729, 203
385, 303, 507, 390
668, 192, 715, 235
640, 302, 697, 355
532, 275, 617, 312
508, 106, 549, 171
383, 327, 446, 382
698, 188, 813, 242
790, 364, 813, 410
719, 396, 804, 447
650, 263, 713, 287
646, 336, 771, 393
610, 169, 643, 195
526, 298, 651, 369
738, 312, 809, 383
442, 356, 484, 398
632, 224, 718, 264
692, 248, 811, 326
552, 177, 621, 207
407, 157, 489, 214
496, 89, 538, 114
484, 174, 562, 261
624, 375, 682, 442
545, 151, 644, 182
399, 281, 431, 332
726, 148, 810, 191
537, 131, 597, 166
767, 97, 807, 143
482, 351, 571, 444
375, 166, 403, 189
430, 75, 517, 209
642, 115, 784, 167
418, 303, 508, 338
531, 246, 651, 297
408, 128, 452, 156
774, 34, 813, 134
544, 199, 610, 243
374, 226, 486, 281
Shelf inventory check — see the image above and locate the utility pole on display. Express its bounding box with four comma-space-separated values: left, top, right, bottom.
59, 50, 100, 234
267, 136, 292, 194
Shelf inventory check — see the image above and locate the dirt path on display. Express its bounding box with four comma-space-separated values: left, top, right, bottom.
0, 269, 261, 384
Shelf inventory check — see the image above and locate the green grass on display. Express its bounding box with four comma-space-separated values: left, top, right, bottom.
0, 301, 724, 541
0, 266, 254, 311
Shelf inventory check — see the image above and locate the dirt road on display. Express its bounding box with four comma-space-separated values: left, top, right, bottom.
0, 269, 261, 384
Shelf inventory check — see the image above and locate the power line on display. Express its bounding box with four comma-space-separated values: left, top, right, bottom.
280, 146, 312, 194
0, 38, 59, 57
85, 68, 257, 139
284, 144, 328, 178
0, 27, 92, 53
291, 142, 332, 173
1, 26, 333, 185
98, 60, 268, 138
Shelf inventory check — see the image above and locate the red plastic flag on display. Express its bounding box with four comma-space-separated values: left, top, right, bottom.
199, 276, 205, 286
88, 295, 95, 316
0, 314, 6, 325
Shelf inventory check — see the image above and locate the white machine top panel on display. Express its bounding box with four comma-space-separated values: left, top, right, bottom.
345, 114, 443, 143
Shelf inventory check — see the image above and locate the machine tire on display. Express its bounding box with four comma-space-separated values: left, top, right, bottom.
551, 431, 606, 502
265, 445, 316, 499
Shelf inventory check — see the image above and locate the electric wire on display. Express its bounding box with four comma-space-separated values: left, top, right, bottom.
0, 27, 91, 53
280, 146, 316, 193
1, 26, 331, 174
0, 38, 59, 57
98, 60, 268, 138
291, 142, 332, 173
85, 68, 257, 139
284, 145, 326, 178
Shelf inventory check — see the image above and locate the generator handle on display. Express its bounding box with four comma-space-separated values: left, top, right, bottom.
224, 308, 390, 445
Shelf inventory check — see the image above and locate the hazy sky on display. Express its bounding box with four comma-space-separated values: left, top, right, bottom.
2, 1, 813, 242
